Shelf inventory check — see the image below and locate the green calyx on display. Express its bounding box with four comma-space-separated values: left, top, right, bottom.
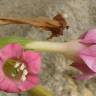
27, 85, 54, 96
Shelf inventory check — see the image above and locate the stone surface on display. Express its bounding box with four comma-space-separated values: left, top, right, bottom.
0, 0, 96, 96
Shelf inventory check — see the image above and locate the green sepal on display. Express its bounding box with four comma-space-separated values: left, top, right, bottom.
0, 36, 31, 48
27, 85, 54, 96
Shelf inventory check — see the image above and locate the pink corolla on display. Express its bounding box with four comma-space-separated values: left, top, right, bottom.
71, 28, 96, 80
25, 28, 96, 80
0, 43, 41, 93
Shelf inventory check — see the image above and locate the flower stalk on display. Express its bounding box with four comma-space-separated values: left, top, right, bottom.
25, 40, 87, 60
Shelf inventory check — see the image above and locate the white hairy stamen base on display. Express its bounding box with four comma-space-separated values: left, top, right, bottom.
12, 62, 28, 81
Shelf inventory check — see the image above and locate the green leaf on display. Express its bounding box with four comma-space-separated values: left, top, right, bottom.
0, 36, 31, 48
27, 85, 54, 96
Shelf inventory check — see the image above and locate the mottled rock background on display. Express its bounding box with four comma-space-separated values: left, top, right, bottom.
0, 0, 96, 96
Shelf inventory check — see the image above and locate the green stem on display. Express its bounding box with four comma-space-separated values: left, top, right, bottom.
27, 85, 54, 96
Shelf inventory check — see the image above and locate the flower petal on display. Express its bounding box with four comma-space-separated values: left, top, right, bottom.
80, 28, 96, 44
71, 62, 96, 80
79, 31, 88, 39
0, 43, 23, 62
71, 62, 94, 73
18, 74, 39, 92
80, 45, 96, 72
23, 51, 41, 74
75, 73, 96, 80
0, 59, 19, 93
0, 78, 20, 93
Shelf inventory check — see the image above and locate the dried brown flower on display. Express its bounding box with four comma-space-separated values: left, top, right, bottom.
47, 13, 69, 39
0, 13, 69, 39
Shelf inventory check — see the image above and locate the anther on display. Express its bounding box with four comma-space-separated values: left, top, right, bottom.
23, 69, 28, 76
20, 63, 26, 70
21, 75, 26, 81
14, 62, 20, 68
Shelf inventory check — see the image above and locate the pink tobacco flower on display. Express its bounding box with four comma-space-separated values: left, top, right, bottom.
25, 28, 96, 80
71, 28, 96, 80
0, 43, 41, 93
